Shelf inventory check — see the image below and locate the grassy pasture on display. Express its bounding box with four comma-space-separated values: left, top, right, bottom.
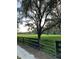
17, 33, 61, 40
17, 33, 61, 57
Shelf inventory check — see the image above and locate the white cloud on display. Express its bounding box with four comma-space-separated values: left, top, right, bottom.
18, 23, 29, 32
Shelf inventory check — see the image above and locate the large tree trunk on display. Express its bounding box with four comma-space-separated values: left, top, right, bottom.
37, 32, 41, 50
37, 23, 41, 50
37, 18, 42, 50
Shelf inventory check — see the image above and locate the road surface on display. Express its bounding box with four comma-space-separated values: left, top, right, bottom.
17, 45, 36, 59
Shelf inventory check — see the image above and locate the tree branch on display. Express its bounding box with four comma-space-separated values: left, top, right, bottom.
41, 9, 52, 29
41, 19, 60, 33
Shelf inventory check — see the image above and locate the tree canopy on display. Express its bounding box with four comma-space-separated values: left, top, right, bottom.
17, 0, 61, 48
21, 0, 61, 33
17, 0, 61, 39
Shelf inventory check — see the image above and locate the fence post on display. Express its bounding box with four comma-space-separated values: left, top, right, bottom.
56, 41, 61, 59
54, 40, 57, 58
23, 37, 24, 43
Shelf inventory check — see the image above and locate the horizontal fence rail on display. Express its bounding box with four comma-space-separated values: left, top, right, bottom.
17, 37, 61, 59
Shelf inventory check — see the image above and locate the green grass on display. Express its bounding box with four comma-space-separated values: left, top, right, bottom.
17, 33, 61, 57
17, 34, 61, 40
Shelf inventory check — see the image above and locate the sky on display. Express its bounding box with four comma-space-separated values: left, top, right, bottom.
17, 18, 32, 32
17, 0, 28, 32
18, 23, 29, 32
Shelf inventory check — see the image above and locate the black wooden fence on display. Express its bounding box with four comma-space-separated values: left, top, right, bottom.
17, 37, 61, 59
56, 41, 61, 59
